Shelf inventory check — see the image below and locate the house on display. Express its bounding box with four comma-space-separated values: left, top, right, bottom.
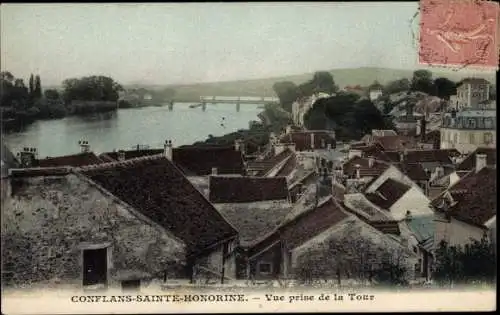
431, 165, 496, 248
277, 130, 336, 152
364, 178, 434, 221
358, 134, 419, 151
101, 141, 245, 176
450, 78, 491, 110
247, 196, 418, 282
16, 141, 105, 168
1, 154, 239, 289
440, 109, 496, 153
207, 175, 293, 280
455, 147, 496, 171
369, 88, 383, 102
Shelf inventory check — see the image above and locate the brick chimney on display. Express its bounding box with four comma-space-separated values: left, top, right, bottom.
164, 140, 173, 160
476, 153, 487, 172
78, 140, 90, 153
310, 133, 315, 150
368, 157, 374, 168
211, 167, 218, 175
355, 164, 361, 179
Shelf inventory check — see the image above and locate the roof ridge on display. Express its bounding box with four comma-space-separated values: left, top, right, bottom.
77, 153, 164, 172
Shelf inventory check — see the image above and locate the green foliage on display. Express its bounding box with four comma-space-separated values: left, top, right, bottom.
303, 93, 392, 141
383, 78, 411, 95
433, 236, 496, 285
411, 70, 436, 95
433, 77, 457, 100
272, 81, 298, 113
44, 89, 60, 101
62, 75, 123, 103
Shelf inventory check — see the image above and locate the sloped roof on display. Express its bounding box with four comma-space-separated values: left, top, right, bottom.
405, 215, 435, 243
343, 193, 394, 222
99, 149, 163, 162
456, 147, 497, 171
214, 200, 293, 247
395, 162, 430, 181
343, 156, 391, 178
80, 156, 237, 256
37, 152, 104, 167
372, 135, 418, 151
432, 167, 496, 227
279, 131, 335, 151
209, 176, 289, 203
458, 78, 491, 86
172, 146, 245, 176
384, 149, 461, 164
365, 178, 412, 210
247, 148, 294, 176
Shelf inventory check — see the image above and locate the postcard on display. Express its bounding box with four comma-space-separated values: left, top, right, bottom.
1, 1, 497, 314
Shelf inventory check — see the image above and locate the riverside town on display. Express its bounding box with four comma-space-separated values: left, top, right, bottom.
0, 3, 496, 312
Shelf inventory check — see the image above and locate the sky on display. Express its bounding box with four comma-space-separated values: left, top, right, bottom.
1, 3, 421, 86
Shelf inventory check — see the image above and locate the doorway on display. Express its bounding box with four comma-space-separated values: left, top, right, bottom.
82, 247, 108, 287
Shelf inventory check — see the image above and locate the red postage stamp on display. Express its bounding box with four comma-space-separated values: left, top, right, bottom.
419, 0, 499, 69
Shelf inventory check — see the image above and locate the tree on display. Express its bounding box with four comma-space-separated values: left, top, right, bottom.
369, 80, 383, 90
384, 78, 411, 95
29, 74, 35, 97
433, 77, 457, 100
44, 89, 60, 101
34, 75, 42, 99
272, 81, 299, 113
411, 70, 435, 95
433, 236, 496, 286
62, 75, 124, 103
311, 71, 339, 94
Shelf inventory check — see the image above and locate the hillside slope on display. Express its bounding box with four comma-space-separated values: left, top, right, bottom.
158, 67, 495, 101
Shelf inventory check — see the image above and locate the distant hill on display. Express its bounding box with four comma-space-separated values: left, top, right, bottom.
127, 67, 494, 102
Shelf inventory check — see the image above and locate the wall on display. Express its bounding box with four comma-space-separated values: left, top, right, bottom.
249, 243, 282, 280
440, 128, 496, 154
1, 174, 186, 288
390, 187, 434, 221
196, 240, 238, 281
434, 213, 486, 248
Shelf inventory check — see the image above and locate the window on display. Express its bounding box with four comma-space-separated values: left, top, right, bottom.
484, 132, 493, 144
485, 118, 493, 129
453, 133, 458, 144
469, 133, 475, 144
258, 262, 272, 274
468, 119, 476, 129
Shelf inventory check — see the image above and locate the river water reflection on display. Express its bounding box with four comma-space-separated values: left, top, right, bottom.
3, 102, 262, 158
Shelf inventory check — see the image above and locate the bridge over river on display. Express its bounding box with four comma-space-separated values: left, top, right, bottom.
188, 96, 279, 111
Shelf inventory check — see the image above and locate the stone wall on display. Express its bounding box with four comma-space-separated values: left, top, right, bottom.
1, 173, 186, 288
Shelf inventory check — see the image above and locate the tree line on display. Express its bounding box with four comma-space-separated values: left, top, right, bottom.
1, 71, 124, 131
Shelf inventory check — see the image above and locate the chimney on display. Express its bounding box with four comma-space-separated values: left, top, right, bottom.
234, 139, 242, 152
117, 150, 126, 161
368, 157, 374, 168
78, 140, 90, 153
164, 140, 173, 160
17, 147, 38, 168
310, 133, 315, 150
327, 143, 332, 151
476, 153, 487, 172
355, 164, 361, 179
211, 167, 218, 176
405, 211, 413, 222
285, 125, 292, 134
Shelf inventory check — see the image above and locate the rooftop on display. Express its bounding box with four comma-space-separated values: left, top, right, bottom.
208, 176, 289, 203
365, 178, 412, 210
432, 167, 496, 227
173, 145, 245, 176
456, 147, 497, 171
279, 131, 335, 151
79, 155, 237, 256
36, 152, 105, 168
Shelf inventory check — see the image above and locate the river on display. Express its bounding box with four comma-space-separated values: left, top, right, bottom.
2, 102, 262, 158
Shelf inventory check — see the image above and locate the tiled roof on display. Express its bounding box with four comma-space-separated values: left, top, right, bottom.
280, 197, 350, 249
275, 153, 298, 177
209, 176, 289, 203
99, 149, 163, 162
421, 129, 440, 143
365, 178, 411, 210
372, 135, 418, 151
383, 149, 461, 164
458, 78, 491, 86
456, 147, 497, 171
247, 149, 294, 176
395, 162, 430, 181
342, 156, 391, 178
215, 200, 293, 247
343, 193, 394, 222
80, 156, 237, 256
36, 152, 105, 167
432, 167, 496, 227
173, 146, 245, 176
405, 215, 435, 243
279, 131, 336, 151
